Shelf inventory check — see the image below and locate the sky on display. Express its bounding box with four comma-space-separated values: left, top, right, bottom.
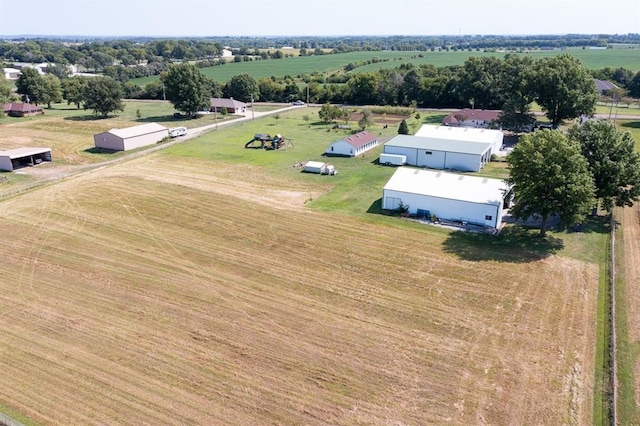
0, 0, 639, 37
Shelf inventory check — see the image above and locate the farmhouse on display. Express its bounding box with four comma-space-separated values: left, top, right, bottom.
210, 98, 247, 114
326, 131, 379, 157
93, 123, 169, 151
442, 109, 501, 128
382, 167, 509, 229
0, 147, 52, 171
383, 133, 493, 172
2, 102, 45, 117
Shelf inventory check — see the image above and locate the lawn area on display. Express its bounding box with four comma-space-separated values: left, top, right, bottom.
0, 100, 243, 167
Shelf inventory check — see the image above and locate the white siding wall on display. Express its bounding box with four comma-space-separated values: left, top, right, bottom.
94, 133, 125, 151
382, 188, 503, 228
416, 150, 446, 168
327, 140, 355, 156
123, 130, 168, 151
443, 152, 483, 172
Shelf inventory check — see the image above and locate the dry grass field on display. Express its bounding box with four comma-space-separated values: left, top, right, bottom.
0, 152, 598, 425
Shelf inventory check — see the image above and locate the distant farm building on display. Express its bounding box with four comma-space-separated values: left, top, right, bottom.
209, 98, 247, 114
326, 131, 379, 157
382, 167, 509, 229
3, 68, 21, 80
0, 147, 52, 171
2, 102, 44, 117
93, 123, 169, 151
594, 79, 619, 95
382, 125, 503, 172
442, 109, 501, 128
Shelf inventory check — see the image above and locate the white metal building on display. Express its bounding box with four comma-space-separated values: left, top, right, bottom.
93, 123, 169, 151
383, 134, 493, 172
415, 124, 504, 154
326, 131, 379, 157
0, 147, 52, 171
382, 167, 509, 229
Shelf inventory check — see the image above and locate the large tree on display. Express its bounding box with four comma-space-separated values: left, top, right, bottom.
61, 77, 86, 108
0, 74, 10, 105
224, 73, 259, 103
568, 119, 640, 211
83, 76, 124, 118
533, 54, 598, 127
41, 74, 63, 108
498, 54, 537, 132
507, 130, 595, 237
456, 56, 505, 109
161, 63, 211, 116
15, 67, 47, 105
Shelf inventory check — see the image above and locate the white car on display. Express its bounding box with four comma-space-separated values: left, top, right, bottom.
291, 100, 305, 106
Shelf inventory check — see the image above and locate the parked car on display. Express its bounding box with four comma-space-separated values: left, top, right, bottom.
291, 100, 305, 106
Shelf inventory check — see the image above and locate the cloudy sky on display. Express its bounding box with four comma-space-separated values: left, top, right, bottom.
0, 0, 638, 37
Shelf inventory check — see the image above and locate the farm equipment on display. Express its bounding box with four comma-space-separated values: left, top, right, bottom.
244, 133, 293, 150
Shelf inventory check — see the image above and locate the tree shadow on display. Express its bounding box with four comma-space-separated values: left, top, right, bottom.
442, 226, 564, 263
64, 115, 110, 121
620, 121, 640, 129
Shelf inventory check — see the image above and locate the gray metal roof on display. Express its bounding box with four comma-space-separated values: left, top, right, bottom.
384, 135, 492, 155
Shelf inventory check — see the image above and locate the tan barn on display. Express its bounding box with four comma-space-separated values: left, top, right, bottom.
93, 123, 169, 151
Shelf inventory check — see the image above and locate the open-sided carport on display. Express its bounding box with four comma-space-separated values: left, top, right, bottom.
0, 147, 52, 172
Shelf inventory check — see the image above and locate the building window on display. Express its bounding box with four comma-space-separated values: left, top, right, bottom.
425, 151, 432, 155
485, 215, 492, 220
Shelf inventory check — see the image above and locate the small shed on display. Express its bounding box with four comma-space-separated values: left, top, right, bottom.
0, 147, 52, 171
326, 131, 379, 157
303, 161, 327, 174
382, 167, 509, 229
93, 123, 169, 151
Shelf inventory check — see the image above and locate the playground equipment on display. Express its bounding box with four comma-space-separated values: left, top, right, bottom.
245, 133, 293, 150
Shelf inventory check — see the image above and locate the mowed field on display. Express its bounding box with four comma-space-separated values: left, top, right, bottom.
0, 145, 600, 425
130, 47, 640, 86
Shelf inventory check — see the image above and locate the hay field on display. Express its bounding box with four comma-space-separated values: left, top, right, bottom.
0, 153, 598, 425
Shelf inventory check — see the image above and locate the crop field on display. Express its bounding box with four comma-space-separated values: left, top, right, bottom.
130, 47, 640, 86
0, 101, 609, 425
0, 146, 601, 425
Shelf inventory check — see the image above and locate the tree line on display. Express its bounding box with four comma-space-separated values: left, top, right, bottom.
8, 52, 640, 130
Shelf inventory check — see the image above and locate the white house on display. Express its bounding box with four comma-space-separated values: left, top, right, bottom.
326, 131, 379, 157
93, 123, 168, 151
415, 125, 504, 154
383, 134, 493, 172
382, 167, 509, 229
